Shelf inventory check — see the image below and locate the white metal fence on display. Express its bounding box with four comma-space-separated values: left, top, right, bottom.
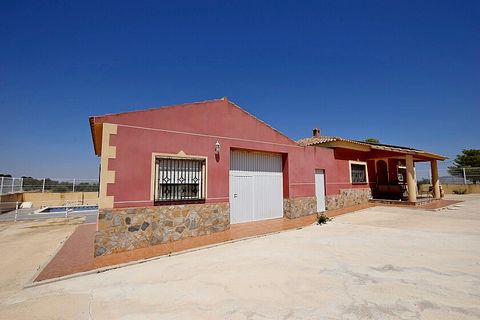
0, 197, 100, 215
0, 177, 23, 195
0, 177, 99, 195
415, 167, 480, 185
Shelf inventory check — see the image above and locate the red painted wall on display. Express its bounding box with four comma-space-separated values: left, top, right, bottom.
93, 99, 372, 208
388, 158, 406, 182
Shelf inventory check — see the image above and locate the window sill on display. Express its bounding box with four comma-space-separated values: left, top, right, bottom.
154, 199, 206, 206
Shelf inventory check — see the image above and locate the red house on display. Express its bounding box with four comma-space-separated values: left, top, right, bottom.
89, 98, 446, 256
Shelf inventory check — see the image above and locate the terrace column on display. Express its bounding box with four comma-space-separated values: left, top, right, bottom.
406, 155, 417, 202
430, 160, 441, 199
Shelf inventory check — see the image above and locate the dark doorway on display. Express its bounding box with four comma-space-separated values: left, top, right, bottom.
376, 160, 388, 185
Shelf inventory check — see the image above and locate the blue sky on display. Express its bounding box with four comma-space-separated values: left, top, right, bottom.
1, 0, 479, 178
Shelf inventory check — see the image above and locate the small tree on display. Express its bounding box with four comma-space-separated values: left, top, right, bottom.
448, 149, 480, 184
364, 138, 380, 144
21, 176, 44, 191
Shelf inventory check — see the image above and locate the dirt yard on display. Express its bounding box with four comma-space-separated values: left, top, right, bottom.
0, 217, 82, 301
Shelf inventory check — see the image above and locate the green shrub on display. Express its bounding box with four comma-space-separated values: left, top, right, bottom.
318, 213, 332, 225
453, 189, 467, 195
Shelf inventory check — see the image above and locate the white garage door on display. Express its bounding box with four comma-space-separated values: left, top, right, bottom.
229, 150, 284, 224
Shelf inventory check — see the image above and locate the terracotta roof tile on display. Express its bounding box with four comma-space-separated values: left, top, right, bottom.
296, 136, 447, 160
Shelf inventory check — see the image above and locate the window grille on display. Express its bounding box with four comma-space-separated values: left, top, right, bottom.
155, 157, 206, 202
351, 163, 367, 183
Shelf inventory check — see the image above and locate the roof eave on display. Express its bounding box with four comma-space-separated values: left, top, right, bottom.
89, 116, 102, 156
298, 139, 448, 161
414, 152, 448, 161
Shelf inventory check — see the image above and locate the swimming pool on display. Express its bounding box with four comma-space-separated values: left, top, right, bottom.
35, 205, 98, 214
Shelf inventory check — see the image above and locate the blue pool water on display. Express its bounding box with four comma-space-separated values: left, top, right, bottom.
38, 205, 98, 213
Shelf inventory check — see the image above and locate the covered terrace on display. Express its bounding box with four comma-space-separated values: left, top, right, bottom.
298, 134, 448, 203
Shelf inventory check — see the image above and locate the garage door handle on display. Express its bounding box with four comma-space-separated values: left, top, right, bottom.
233, 193, 238, 198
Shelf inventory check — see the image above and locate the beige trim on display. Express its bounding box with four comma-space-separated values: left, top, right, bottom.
348, 160, 369, 184
99, 123, 117, 209
290, 182, 315, 185
150, 151, 208, 202
321, 141, 371, 152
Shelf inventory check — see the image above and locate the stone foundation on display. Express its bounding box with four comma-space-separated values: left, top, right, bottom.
95, 202, 229, 256
326, 188, 372, 210
283, 197, 317, 219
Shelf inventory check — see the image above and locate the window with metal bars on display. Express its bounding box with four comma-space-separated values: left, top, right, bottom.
351, 163, 367, 183
155, 157, 206, 203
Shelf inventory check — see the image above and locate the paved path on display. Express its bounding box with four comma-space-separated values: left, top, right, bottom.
0, 195, 479, 319
35, 224, 97, 282
33, 203, 373, 282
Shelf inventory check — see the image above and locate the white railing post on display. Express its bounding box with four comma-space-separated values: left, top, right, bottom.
15, 201, 19, 222
73, 179, 75, 192
11, 178, 15, 193
463, 168, 467, 185
42, 178, 45, 193
20, 178, 24, 193
0, 176, 3, 195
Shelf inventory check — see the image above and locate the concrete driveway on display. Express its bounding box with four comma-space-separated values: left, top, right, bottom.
0, 195, 479, 319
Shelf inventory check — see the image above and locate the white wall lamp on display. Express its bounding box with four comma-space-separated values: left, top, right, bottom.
214, 141, 221, 155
